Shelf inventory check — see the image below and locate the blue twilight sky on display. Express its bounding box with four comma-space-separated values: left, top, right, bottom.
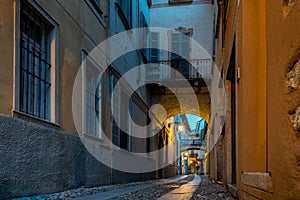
186, 114, 202, 130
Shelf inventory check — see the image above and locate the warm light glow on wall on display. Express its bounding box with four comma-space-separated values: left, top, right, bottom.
178, 124, 184, 133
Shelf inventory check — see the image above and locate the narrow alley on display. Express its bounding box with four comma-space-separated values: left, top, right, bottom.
0, 0, 300, 200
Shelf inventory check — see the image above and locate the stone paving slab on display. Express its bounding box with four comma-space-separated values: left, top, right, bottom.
156, 175, 201, 200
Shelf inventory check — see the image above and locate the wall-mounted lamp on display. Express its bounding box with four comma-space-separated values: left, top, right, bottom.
184, 152, 189, 157
178, 124, 184, 133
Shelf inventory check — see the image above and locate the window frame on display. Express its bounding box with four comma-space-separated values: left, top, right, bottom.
110, 73, 121, 147
81, 50, 103, 139
87, 0, 103, 15
139, 11, 149, 61
115, 0, 132, 30
110, 72, 132, 151
14, 0, 59, 124
168, 28, 193, 78
84, 0, 106, 28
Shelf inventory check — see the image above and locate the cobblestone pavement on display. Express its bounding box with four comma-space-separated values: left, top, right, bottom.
15, 175, 235, 200
14, 176, 190, 200
14, 180, 154, 200
191, 177, 235, 200
108, 175, 195, 200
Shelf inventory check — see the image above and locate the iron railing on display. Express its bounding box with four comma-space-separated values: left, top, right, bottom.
146, 58, 212, 81
180, 139, 204, 146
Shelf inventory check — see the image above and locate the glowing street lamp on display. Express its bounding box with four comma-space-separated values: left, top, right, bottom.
178, 124, 184, 133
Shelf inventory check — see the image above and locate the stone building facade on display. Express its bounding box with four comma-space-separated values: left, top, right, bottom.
0, 0, 163, 198
210, 0, 300, 199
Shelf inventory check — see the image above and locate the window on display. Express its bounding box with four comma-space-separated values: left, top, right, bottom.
18, 0, 57, 121
170, 30, 191, 78
82, 50, 102, 138
140, 12, 149, 60
149, 32, 160, 62
146, 32, 160, 79
89, 0, 103, 15
111, 74, 121, 146
110, 73, 131, 150
119, 90, 130, 149
117, 0, 132, 29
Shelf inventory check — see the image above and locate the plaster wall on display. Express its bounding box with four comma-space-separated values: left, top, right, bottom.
219, 0, 300, 199
266, 0, 300, 199
150, 2, 214, 56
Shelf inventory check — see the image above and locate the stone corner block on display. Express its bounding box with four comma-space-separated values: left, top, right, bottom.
241, 172, 273, 193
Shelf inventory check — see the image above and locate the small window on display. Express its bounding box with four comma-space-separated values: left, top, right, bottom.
19, 0, 55, 120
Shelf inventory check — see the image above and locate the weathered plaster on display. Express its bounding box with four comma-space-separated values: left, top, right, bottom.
282, 0, 296, 18
290, 106, 300, 135
286, 60, 300, 93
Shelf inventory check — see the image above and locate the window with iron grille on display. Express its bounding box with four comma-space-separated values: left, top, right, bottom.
20, 1, 52, 120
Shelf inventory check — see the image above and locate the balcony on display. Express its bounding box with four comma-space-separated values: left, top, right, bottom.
180, 138, 206, 152
180, 139, 204, 146
146, 58, 212, 81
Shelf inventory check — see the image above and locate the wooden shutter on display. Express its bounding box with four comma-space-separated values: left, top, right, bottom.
171, 31, 190, 60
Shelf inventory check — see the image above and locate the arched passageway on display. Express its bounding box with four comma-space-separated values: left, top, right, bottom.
156, 113, 209, 177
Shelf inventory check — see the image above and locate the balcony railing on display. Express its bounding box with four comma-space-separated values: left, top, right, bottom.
146, 58, 212, 81
180, 139, 206, 151
180, 139, 204, 146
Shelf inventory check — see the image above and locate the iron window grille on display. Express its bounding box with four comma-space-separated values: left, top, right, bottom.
20, 1, 52, 120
